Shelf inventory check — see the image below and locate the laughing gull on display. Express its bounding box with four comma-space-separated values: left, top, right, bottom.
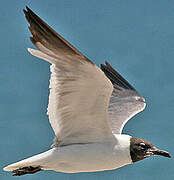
3, 7, 171, 176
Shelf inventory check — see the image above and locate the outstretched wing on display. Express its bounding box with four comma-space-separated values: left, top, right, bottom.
24, 7, 114, 146
101, 62, 146, 134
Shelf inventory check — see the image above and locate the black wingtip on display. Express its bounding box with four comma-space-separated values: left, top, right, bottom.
101, 61, 136, 91
23, 6, 31, 20
23, 6, 29, 13
23, 6, 27, 14
26, 6, 31, 12
105, 60, 109, 65
23, 6, 36, 18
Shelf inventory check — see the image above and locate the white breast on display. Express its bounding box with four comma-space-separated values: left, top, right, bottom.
38, 134, 132, 173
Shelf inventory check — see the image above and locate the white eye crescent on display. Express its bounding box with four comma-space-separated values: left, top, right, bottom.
140, 143, 146, 147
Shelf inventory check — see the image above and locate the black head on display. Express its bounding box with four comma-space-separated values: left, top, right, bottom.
130, 137, 171, 163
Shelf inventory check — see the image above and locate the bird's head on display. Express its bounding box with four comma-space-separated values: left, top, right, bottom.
130, 137, 171, 162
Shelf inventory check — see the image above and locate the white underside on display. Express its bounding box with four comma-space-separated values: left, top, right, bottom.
4, 135, 132, 173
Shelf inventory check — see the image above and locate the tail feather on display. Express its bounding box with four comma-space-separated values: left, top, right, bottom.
3, 151, 49, 172
4, 158, 39, 172
3, 149, 54, 173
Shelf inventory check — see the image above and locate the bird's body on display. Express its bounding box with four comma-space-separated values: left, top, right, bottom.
3, 7, 170, 176
6, 135, 131, 173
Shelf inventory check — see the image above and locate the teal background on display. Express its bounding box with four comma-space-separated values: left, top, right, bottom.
1, 0, 173, 179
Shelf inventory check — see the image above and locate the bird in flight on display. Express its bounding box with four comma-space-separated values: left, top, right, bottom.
3, 6, 171, 176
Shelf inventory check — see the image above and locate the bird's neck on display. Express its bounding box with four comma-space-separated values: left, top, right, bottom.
112, 134, 132, 164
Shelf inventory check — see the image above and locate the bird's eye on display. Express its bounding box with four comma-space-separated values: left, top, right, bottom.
139, 143, 146, 148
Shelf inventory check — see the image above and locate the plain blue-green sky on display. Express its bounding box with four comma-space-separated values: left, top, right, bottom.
1, 0, 174, 179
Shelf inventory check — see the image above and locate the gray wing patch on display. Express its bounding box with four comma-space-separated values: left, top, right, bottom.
101, 61, 146, 134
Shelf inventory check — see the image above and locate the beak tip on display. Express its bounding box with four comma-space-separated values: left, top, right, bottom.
167, 154, 171, 158
154, 149, 171, 158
